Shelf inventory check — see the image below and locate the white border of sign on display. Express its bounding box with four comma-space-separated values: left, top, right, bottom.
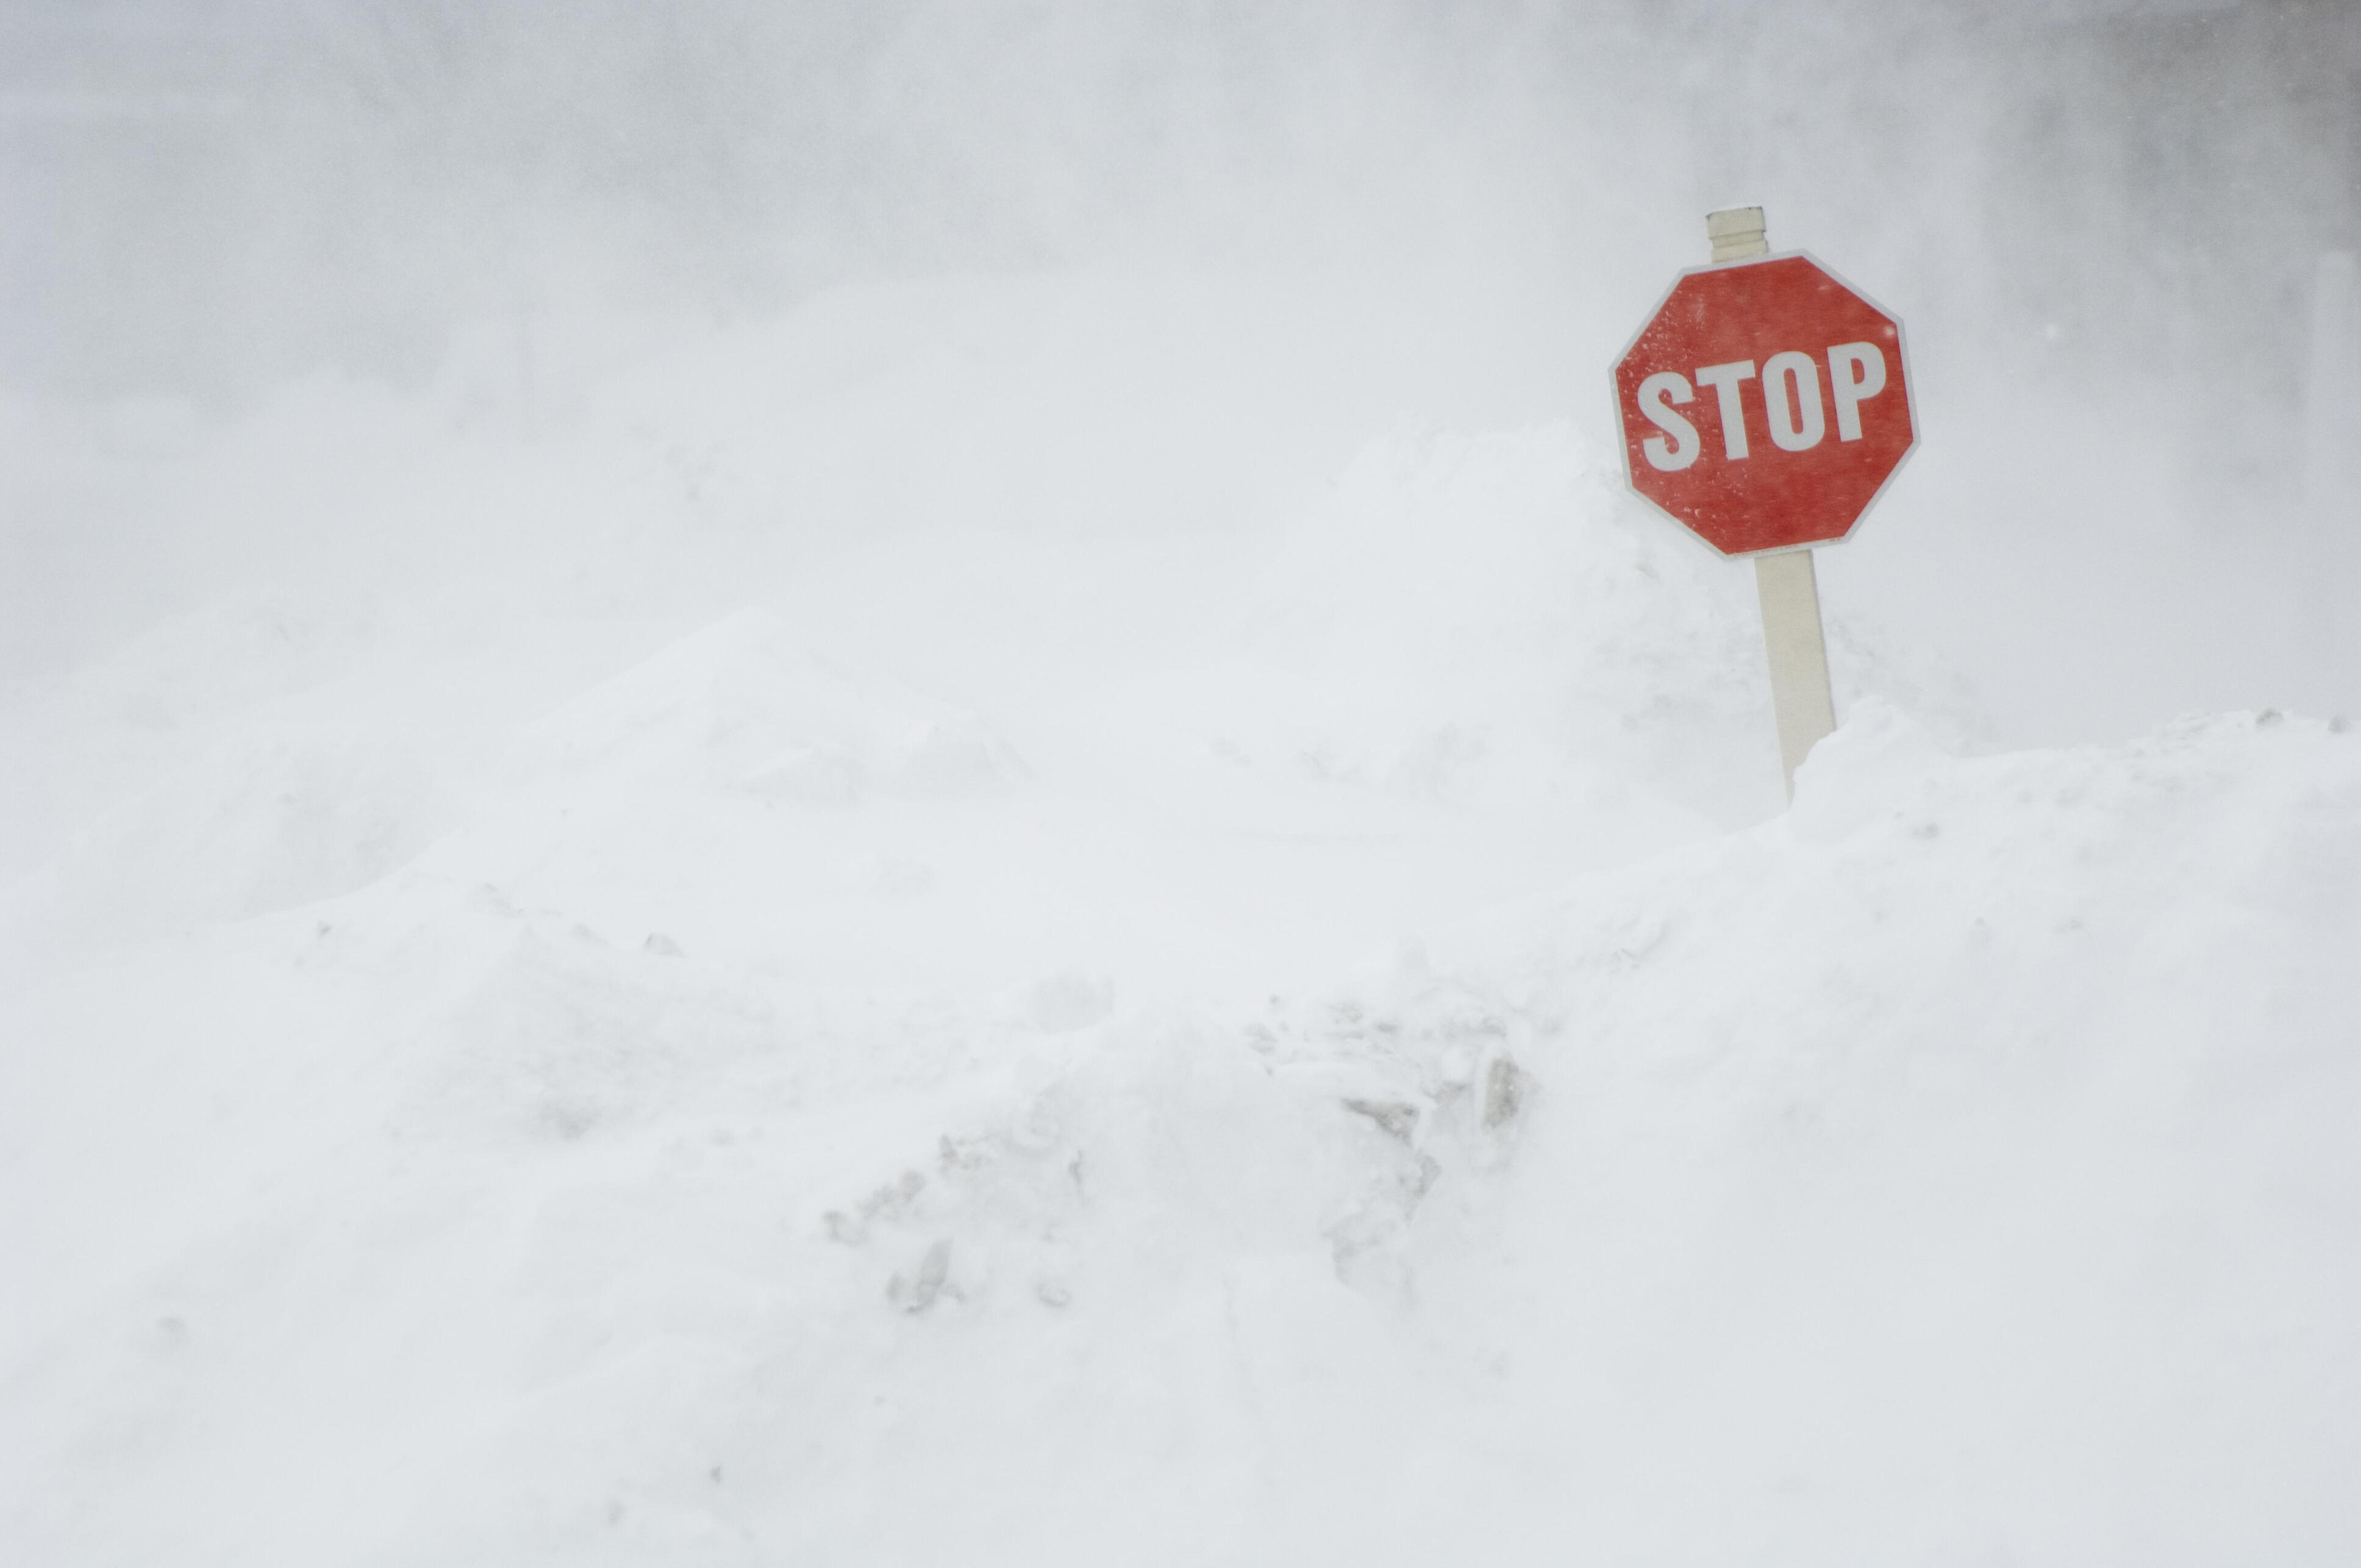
1606, 248, 1921, 560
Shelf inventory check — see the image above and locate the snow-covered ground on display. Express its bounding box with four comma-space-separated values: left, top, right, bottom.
4, 276, 2357, 1566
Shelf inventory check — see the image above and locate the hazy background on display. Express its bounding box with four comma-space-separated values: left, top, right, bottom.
9, 15, 2360, 1560
4, 0, 2359, 732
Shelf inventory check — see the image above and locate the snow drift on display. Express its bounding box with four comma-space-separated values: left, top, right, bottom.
3, 276, 2355, 1567
4, 700, 2353, 1566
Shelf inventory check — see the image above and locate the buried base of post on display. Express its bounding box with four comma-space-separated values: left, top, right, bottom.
1754, 549, 1837, 800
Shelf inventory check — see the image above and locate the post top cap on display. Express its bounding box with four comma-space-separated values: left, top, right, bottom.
1706, 206, 1766, 238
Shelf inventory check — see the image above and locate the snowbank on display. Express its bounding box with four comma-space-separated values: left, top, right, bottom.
1, 274, 2349, 1565
1151, 418, 1977, 841
3, 700, 2352, 1566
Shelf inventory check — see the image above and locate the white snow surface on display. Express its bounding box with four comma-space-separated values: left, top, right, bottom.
3, 277, 2357, 1566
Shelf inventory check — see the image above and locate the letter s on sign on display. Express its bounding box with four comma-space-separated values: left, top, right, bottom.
1637, 371, 1699, 471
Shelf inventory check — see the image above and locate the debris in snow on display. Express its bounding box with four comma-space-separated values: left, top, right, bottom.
891, 1239, 954, 1313
1481, 1057, 1527, 1130
824, 1171, 926, 1245
1341, 1096, 1420, 1142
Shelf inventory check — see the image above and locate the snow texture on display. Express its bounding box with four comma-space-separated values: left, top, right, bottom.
2, 278, 2355, 1567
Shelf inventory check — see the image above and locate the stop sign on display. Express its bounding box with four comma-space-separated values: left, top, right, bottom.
1612, 253, 1915, 557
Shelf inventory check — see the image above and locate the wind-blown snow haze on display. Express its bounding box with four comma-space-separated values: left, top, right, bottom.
5, 3, 2359, 1564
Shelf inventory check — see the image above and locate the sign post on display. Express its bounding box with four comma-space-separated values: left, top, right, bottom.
1754, 547, 1836, 793
1611, 207, 1916, 800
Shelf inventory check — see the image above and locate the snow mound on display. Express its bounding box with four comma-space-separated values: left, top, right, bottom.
798, 702, 2360, 1563
5, 703, 2354, 1565
504, 608, 1029, 807
1, 723, 450, 969
1184, 421, 1976, 829
0, 592, 384, 879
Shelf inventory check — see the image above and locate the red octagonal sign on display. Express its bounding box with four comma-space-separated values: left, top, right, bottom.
1613, 253, 1915, 557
